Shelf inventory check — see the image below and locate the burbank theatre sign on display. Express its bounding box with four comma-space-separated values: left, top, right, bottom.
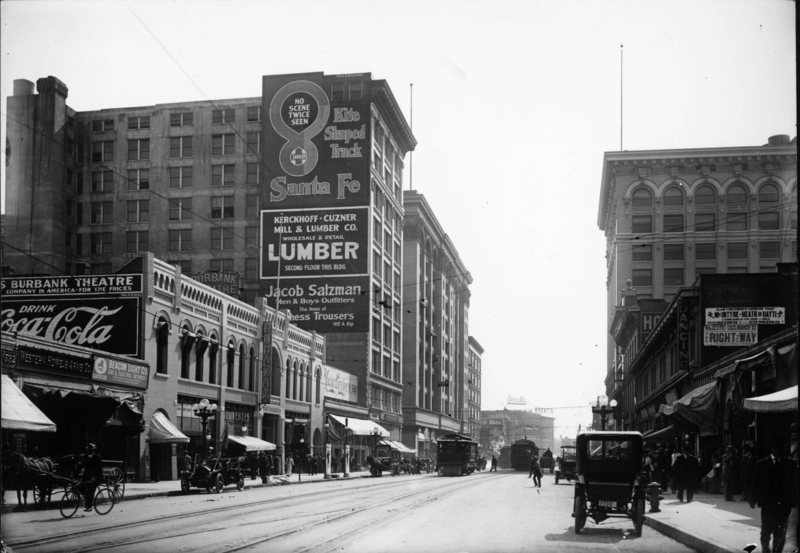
1, 275, 143, 356
260, 73, 370, 333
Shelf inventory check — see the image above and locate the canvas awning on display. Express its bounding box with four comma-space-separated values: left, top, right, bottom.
658, 381, 718, 433
149, 411, 189, 444
380, 440, 416, 454
641, 425, 678, 443
227, 435, 277, 451
1, 375, 56, 432
743, 385, 797, 413
417, 432, 427, 441
329, 414, 390, 437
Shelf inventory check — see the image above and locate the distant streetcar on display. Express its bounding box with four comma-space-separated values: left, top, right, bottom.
510, 439, 540, 471
436, 433, 478, 476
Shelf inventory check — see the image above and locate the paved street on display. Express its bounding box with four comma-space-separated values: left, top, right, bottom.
1, 471, 693, 553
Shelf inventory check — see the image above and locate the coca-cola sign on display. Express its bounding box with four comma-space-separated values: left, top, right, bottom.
1, 275, 142, 357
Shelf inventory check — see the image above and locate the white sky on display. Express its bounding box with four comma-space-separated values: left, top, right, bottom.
1, 0, 796, 437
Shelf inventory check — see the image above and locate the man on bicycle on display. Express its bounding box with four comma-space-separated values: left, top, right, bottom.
80, 443, 103, 511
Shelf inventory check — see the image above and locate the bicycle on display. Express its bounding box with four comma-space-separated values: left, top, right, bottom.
59, 480, 115, 518
105, 467, 125, 504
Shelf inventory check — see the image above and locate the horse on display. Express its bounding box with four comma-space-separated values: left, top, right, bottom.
9, 452, 55, 507
366, 455, 389, 477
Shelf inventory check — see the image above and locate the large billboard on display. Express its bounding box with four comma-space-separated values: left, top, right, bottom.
1, 275, 143, 357
260, 72, 371, 333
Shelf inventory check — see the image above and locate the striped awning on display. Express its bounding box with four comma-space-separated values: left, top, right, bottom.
227, 435, 277, 451
149, 411, 189, 444
1, 375, 56, 432
380, 440, 416, 454
743, 385, 797, 413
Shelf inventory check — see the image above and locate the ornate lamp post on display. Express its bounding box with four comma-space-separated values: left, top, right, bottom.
343, 418, 350, 477
591, 395, 618, 431
192, 398, 218, 458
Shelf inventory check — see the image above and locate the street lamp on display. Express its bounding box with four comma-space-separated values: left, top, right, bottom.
192, 398, 218, 459
591, 395, 618, 431
343, 418, 350, 477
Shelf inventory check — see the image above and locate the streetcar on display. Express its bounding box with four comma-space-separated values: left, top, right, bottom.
436, 433, 478, 476
510, 439, 540, 471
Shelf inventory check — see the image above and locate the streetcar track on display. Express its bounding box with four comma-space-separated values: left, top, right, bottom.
5, 476, 445, 551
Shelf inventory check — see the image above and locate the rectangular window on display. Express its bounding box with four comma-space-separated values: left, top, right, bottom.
170, 136, 193, 158
632, 269, 652, 287
695, 243, 716, 260
169, 166, 193, 188
728, 213, 748, 231
170, 112, 193, 127
65, 199, 74, 219
695, 267, 716, 276
663, 214, 684, 232
91, 202, 113, 224
245, 195, 259, 218
245, 226, 259, 249
394, 242, 401, 262
92, 141, 114, 162
759, 241, 781, 259
210, 228, 234, 250
92, 120, 113, 132
663, 243, 684, 261
128, 116, 150, 129
791, 211, 797, 230
212, 164, 235, 186
209, 258, 234, 272
349, 82, 362, 101
246, 106, 261, 122
212, 134, 235, 155
758, 212, 780, 230
126, 231, 149, 253
91, 232, 113, 254
127, 138, 150, 161
246, 162, 260, 184
695, 213, 716, 232
373, 251, 381, 277
76, 173, 83, 194
664, 268, 684, 286
169, 229, 192, 252
331, 83, 345, 102
246, 132, 260, 154
174, 260, 192, 273
632, 244, 652, 262
127, 168, 150, 190
169, 198, 192, 221
76, 203, 83, 225
126, 200, 149, 222
632, 215, 652, 233
212, 109, 235, 125
91, 171, 114, 192
65, 231, 73, 252
211, 196, 235, 219
728, 242, 748, 260
76, 234, 83, 255
245, 258, 258, 280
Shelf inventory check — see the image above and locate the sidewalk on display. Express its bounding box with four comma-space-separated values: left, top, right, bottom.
645, 489, 771, 553
1, 469, 374, 514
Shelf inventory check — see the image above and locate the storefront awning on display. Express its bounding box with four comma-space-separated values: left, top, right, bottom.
417, 432, 427, 441
149, 411, 189, 444
743, 385, 797, 413
227, 435, 277, 451
1, 375, 56, 432
641, 425, 678, 443
658, 381, 718, 433
329, 414, 390, 437
380, 440, 416, 454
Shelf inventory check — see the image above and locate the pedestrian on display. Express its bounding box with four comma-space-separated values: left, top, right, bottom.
642, 448, 653, 483
490, 455, 497, 472
722, 445, 738, 501
286, 454, 295, 477
528, 454, 537, 478
247, 452, 258, 480
656, 446, 670, 493
183, 448, 193, 476
748, 438, 794, 553
673, 446, 700, 502
741, 443, 757, 502
332, 453, 339, 474
80, 443, 103, 511
310, 454, 318, 476
532, 457, 543, 487
709, 448, 722, 493
258, 451, 268, 483
272, 454, 280, 477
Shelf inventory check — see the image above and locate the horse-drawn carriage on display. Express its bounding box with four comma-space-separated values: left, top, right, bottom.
180, 453, 246, 493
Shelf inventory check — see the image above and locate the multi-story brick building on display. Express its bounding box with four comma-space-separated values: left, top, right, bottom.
466, 336, 484, 439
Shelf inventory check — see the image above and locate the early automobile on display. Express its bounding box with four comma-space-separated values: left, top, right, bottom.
572, 431, 646, 536
181, 454, 246, 493
554, 445, 576, 484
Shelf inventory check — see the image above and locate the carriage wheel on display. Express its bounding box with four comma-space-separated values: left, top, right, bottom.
236, 474, 245, 491
93, 488, 114, 515
181, 477, 190, 493
574, 494, 586, 534
33, 481, 51, 506
214, 473, 224, 493
59, 490, 80, 518
106, 467, 126, 499
555, 474, 560, 485
633, 497, 645, 536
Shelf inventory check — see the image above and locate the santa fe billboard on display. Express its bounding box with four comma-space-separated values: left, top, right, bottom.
260, 73, 371, 333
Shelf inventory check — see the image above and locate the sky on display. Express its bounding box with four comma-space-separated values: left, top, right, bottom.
1, 0, 796, 437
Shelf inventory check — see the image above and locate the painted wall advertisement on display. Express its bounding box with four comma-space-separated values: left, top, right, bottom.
323, 366, 359, 403
260, 73, 371, 333
704, 306, 782, 346
1, 275, 143, 356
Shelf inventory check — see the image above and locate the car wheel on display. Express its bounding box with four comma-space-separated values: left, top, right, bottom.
574, 494, 586, 534
237, 474, 245, 491
215, 474, 224, 493
555, 473, 560, 485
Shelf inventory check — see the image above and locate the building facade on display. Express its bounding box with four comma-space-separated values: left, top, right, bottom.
480, 409, 555, 453
466, 336, 484, 439
401, 191, 474, 457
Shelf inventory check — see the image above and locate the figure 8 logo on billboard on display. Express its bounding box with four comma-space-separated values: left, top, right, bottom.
270, 80, 330, 177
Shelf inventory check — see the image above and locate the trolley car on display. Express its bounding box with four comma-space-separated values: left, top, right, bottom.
510, 439, 540, 471
436, 433, 478, 476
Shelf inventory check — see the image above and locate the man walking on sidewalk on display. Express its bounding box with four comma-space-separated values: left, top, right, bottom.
749, 438, 794, 553
673, 446, 699, 502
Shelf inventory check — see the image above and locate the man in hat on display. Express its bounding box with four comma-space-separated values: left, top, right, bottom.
673, 446, 700, 502
722, 444, 738, 501
80, 443, 103, 511
749, 438, 794, 553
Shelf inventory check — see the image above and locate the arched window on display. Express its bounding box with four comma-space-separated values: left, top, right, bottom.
791, 186, 797, 230
631, 188, 653, 233
292, 361, 298, 400
632, 188, 652, 207
156, 318, 169, 374
195, 331, 207, 382
758, 183, 780, 229
271, 348, 281, 398
694, 185, 715, 205
249, 347, 257, 392
226, 343, 235, 387
208, 337, 219, 384
285, 359, 291, 398
306, 369, 312, 404
238, 344, 246, 389
315, 368, 322, 404
180, 325, 193, 379
727, 184, 748, 231
759, 183, 780, 203
663, 186, 684, 206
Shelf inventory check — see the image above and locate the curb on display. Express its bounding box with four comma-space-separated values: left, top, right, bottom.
645, 514, 735, 553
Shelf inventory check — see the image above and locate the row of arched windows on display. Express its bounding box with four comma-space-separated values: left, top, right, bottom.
281, 358, 323, 405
